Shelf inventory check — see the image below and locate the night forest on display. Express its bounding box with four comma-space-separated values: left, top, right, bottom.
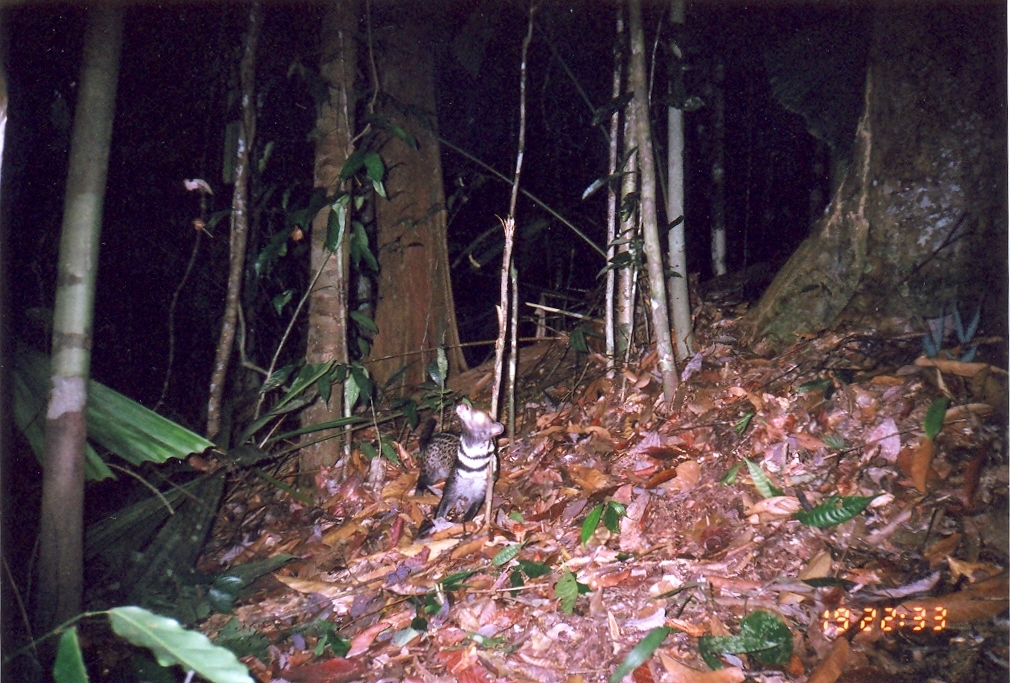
2, 1, 1007, 682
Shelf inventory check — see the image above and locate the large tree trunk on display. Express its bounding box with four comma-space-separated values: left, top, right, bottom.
744, 5, 1005, 348
300, 0, 357, 475
35, 4, 122, 636
368, 8, 466, 390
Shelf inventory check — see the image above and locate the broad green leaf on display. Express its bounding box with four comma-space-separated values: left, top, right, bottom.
491, 543, 523, 567
359, 442, 377, 460
923, 397, 949, 441
699, 610, 793, 669
744, 458, 783, 498
380, 440, 399, 465
277, 362, 333, 412
580, 504, 604, 546
608, 627, 671, 683
260, 365, 294, 394
108, 606, 253, 683
14, 347, 214, 478
794, 495, 876, 528
54, 628, 88, 683
554, 570, 579, 614
339, 148, 367, 181
569, 328, 589, 353
362, 151, 384, 184
735, 412, 754, 436
349, 310, 378, 334
603, 501, 626, 532
516, 559, 552, 579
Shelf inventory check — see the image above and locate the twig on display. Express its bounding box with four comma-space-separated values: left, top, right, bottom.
155, 228, 202, 412
106, 464, 176, 516
437, 136, 605, 259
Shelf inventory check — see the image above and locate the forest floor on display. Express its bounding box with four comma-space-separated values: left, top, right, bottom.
193, 295, 1008, 683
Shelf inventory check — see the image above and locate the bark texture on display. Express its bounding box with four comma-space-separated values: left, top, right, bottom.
300, 0, 357, 474
206, 2, 261, 441
369, 9, 465, 390
744, 6, 1006, 347
35, 4, 122, 635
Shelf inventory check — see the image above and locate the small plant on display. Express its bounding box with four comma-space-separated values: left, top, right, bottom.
922, 303, 980, 362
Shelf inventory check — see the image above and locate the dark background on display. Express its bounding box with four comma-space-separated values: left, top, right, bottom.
1, 0, 877, 619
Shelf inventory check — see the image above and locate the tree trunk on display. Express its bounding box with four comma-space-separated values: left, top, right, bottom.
710, 57, 726, 277
300, 0, 357, 475
628, 0, 678, 404
615, 74, 639, 363
35, 4, 122, 635
744, 6, 1005, 349
368, 8, 466, 390
206, 1, 261, 442
665, 0, 694, 360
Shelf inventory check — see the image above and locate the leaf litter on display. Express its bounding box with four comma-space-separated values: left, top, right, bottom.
195, 306, 1008, 683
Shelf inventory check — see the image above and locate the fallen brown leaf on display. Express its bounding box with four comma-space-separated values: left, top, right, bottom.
279, 656, 366, 683
910, 438, 934, 494
658, 651, 744, 682
805, 637, 850, 683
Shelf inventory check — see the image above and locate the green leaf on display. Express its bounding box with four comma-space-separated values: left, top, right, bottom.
271, 289, 293, 316
554, 570, 579, 614
794, 495, 876, 528
344, 374, 361, 412
720, 462, 742, 485
325, 194, 350, 252
260, 365, 294, 394
923, 397, 949, 441
796, 378, 832, 394
510, 569, 525, 589
349, 310, 378, 335
744, 458, 783, 498
339, 149, 367, 181
823, 434, 846, 451
602, 501, 626, 533
436, 347, 448, 385
380, 439, 399, 464
735, 412, 754, 436
371, 179, 387, 199
580, 504, 604, 546
54, 627, 89, 683
492, 543, 523, 567
516, 559, 551, 579
350, 222, 378, 272
569, 328, 589, 353
608, 627, 671, 683
254, 229, 289, 277
362, 151, 385, 184
439, 570, 478, 592
699, 610, 793, 669
359, 442, 377, 461
108, 606, 253, 683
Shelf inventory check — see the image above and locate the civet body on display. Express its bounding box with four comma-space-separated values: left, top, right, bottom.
416, 403, 504, 531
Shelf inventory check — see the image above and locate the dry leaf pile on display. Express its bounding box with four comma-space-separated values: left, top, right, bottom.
196, 313, 1008, 683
